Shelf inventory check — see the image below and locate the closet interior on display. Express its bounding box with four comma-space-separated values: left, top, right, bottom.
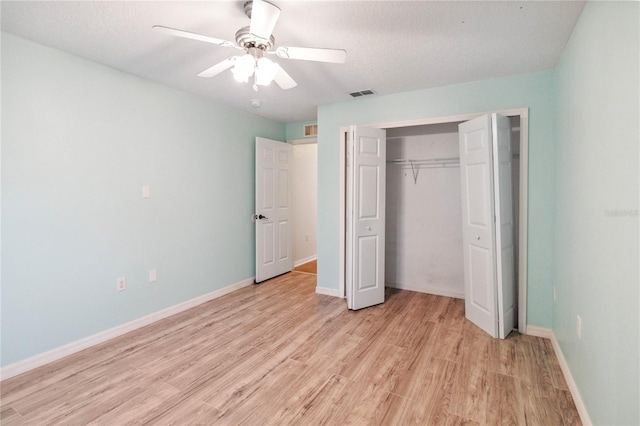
384, 117, 521, 313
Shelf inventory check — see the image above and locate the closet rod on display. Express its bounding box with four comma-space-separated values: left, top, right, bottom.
401, 163, 460, 169
387, 156, 459, 164
387, 153, 520, 164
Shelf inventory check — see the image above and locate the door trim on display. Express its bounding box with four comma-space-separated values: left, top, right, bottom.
338, 108, 529, 333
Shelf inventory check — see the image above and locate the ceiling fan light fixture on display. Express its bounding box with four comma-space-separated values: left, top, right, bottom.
255, 57, 278, 86
232, 68, 250, 83
232, 54, 256, 82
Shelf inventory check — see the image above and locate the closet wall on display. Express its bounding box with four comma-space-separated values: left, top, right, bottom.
385, 122, 465, 298
385, 117, 520, 300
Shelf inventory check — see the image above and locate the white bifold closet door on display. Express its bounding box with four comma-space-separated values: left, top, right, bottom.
255, 137, 293, 283
458, 114, 515, 339
346, 126, 387, 310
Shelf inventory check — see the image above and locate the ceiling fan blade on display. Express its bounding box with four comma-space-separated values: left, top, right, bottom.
274, 46, 347, 64
273, 64, 297, 90
197, 57, 236, 78
249, 0, 281, 41
153, 25, 237, 48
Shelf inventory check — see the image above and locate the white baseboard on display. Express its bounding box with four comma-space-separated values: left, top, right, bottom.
524, 325, 553, 339
294, 255, 317, 268
315, 286, 342, 298
523, 326, 591, 425
549, 332, 592, 426
0, 277, 255, 381
385, 282, 464, 299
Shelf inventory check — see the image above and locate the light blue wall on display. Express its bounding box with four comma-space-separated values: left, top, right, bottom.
553, 2, 639, 424
317, 70, 556, 327
1, 33, 285, 366
285, 120, 317, 141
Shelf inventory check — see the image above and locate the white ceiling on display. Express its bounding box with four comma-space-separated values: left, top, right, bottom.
1, 1, 584, 123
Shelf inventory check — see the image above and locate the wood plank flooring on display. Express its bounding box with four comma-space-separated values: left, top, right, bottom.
293, 260, 317, 275
0, 272, 580, 425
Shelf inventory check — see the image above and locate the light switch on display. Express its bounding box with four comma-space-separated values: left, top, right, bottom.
149, 269, 157, 283
142, 185, 151, 199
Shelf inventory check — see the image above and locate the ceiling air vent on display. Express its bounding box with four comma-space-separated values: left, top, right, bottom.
303, 124, 318, 137
349, 89, 377, 98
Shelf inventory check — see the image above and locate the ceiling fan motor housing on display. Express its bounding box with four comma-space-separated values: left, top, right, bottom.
235, 26, 275, 50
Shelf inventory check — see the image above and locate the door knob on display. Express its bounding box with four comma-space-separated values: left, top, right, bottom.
476, 235, 480, 240
366, 226, 372, 231
258, 214, 268, 220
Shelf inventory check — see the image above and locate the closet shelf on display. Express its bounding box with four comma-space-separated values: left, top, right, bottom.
388, 157, 459, 184
387, 153, 519, 166
387, 157, 460, 168
388, 154, 520, 184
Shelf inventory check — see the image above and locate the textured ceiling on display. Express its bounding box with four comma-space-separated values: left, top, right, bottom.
1, 1, 584, 123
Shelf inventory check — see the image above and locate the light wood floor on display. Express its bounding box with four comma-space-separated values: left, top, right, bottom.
293, 259, 317, 275
1, 272, 580, 425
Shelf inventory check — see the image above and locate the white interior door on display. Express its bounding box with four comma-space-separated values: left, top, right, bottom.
492, 114, 515, 338
255, 137, 293, 283
458, 114, 514, 338
346, 125, 386, 310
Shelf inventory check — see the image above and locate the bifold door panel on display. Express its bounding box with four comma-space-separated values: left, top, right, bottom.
346, 126, 386, 310
459, 114, 515, 339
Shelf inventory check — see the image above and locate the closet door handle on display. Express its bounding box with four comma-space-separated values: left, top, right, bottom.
366, 226, 372, 231
476, 235, 480, 240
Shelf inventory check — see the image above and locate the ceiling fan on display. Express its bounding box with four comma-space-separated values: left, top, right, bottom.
153, 0, 347, 91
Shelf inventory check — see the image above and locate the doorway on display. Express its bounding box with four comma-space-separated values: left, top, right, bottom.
339, 108, 529, 333
290, 138, 318, 273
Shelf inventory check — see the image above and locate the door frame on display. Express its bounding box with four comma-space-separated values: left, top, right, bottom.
338, 108, 529, 333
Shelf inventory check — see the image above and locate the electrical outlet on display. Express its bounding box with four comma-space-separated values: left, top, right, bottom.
553, 286, 557, 302
149, 269, 157, 283
577, 315, 582, 339
117, 277, 126, 292
142, 185, 150, 199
